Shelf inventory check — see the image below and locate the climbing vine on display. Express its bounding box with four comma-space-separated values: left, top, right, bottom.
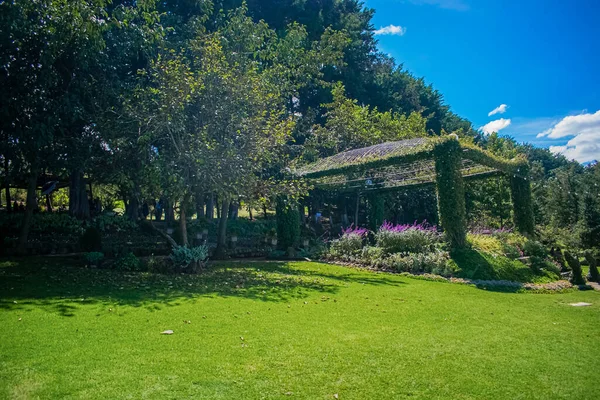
276, 196, 300, 250
433, 138, 467, 248
367, 195, 385, 231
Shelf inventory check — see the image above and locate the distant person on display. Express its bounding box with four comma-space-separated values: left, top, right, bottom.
155, 199, 163, 221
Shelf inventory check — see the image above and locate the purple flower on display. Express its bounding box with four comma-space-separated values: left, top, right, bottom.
342, 224, 369, 237
379, 220, 437, 233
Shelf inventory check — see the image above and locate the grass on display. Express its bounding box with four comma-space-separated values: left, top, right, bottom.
1, 258, 599, 399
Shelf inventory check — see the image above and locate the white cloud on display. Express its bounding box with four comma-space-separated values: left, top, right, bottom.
488, 104, 508, 117
480, 118, 511, 135
374, 25, 407, 36
540, 110, 600, 163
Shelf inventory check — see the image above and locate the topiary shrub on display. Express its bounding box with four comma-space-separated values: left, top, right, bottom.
584, 251, 599, 283
564, 251, 586, 285
80, 227, 102, 252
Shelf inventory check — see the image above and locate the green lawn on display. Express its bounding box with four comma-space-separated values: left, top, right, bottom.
1, 258, 599, 399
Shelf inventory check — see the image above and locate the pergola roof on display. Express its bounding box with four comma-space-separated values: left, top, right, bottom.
295, 137, 525, 193
296, 138, 430, 178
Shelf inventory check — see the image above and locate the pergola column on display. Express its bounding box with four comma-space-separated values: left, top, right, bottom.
509, 167, 535, 236
433, 138, 467, 248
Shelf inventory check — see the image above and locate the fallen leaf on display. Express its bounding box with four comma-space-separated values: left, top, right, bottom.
161, 330, 174, 335
570, 302, 592, 307
333, 394, 339, 399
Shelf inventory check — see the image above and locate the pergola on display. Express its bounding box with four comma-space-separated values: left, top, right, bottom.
295, 135, 534, 248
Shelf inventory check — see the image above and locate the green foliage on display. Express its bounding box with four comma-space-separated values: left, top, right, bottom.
386, 251, 453, 275
170, 245, 209, 269
375, 228, 441, 255
304, 83, 426, 159
114, 252, 142, 271
367, 195, 384, 231
434, 138, 467, 248
329, 234, 364, 258
509, 174, 535, 235
93, 215, 138, 233
450, 249, 557, 283
523, 240, 548, 258
80, 227, 102, 252
275, 198, 300, 250
84, 252, 104, 266
0, 214, 84, 235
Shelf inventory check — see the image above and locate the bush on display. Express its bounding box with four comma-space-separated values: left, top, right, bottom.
361, 246, 385, 265
145, 255, 172, 274
386, 251, 451, 275
80, 227, 102, 252
84, 252, 104, 267
375, 221, 441, 254
93, 215, 138, 233
523, 240, 548, 258
329, 226, 367, 258
114, 252, 142, 271
170, 245, 209, 271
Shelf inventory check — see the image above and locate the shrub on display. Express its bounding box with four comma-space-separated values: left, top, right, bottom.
523, 240, 548, 258
93, 215, 138, 233
84, 252, 104, 267
80, 227, 102, 252
145, 255, 172, 274
375, 221, 440, 254
170, 245, 209, 271
361, 246, 385, 265
329, 226, 367, 258
386, 251, 451, 275
114, 252, 142, 271
584, 251, 599, 283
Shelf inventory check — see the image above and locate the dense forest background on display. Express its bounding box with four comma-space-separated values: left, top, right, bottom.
1, 0, 598, 254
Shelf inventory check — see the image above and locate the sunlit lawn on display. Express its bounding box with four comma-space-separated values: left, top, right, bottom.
1, 258, 599, 399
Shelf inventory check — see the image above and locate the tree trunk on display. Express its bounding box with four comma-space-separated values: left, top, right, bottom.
195, 188, 204, 219
46, 194, 52, 213
4, 157, 11, 213
248, 206, 253, 221
205, 193, 214, 220
180, 194, 190, 247
17, 165, 39, 253
354, 193, 360, 225
165, 199, 174, 225
214, 198, 230, 259
215, 197, 221, 219
263, 204, 268, 219
69, 169, 90, 220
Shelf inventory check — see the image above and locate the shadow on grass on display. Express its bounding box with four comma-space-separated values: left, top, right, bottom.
451, 248, 543, 293
0, 257, 405, 315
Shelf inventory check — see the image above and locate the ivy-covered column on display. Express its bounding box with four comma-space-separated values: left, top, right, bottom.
276, 196, 300, 254
434, 138, 467, 248
367, 194, 384, 231
509, 163, 535, 236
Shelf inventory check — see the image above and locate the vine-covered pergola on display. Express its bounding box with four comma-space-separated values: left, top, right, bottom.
295, 136, 534, 248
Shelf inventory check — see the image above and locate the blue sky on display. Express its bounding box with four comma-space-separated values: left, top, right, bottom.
365, 0, 600, 162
